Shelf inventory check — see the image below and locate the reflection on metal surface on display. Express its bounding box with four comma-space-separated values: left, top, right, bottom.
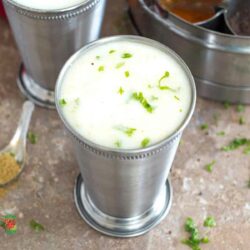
74, 174, 173, 237
129, 0, 250, 104
18, 65, 55, 109
4, 0, 107, 108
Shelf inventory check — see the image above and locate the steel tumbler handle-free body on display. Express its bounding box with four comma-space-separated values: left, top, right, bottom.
3, 0, 107, 91
55, 36, 196, 237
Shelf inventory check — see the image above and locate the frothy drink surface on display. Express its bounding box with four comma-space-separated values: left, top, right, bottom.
59, 40, 192, 149
11, 0, 87, 10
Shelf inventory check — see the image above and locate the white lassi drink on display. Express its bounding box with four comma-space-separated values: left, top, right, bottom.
58, 38, 192, 149
10, 0, 87, 10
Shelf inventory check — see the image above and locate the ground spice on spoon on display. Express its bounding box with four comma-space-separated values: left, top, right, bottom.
0, 153, 20, 185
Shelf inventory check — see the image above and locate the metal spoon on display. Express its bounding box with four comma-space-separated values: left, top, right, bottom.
0, 101, 35, 187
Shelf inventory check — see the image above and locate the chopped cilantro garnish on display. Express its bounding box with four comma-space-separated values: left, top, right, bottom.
159, 71, 169, 83
125, 71, 130, 78
147, 84, 153, 89
158, 71, 175, 91
59, 99, 67, 107
118, 87, 124, 95
27, 132, 38, 144
236, 104, 245, 113
115, 126, 136, 137
216, 131, 225, 136
96, 55, 100, 59
239, 116, 245, 125
98, 65, 104, 72
243, 145, 250, 155
132, 92, 154, 113
174, 95, 180, 101
200, 124, 208, 130
223, 101, 230, 109
182, 217, 210, 250
125, 128, 136, 137
30, 219, 44, 232
222, 138, 250, 152
114, 140, 122, 148
205, 160, 216, 173
121, 53, 132, 59
141, 138, 150, 148
116, 62, 125, 69
109, 50, 116, 54
204, 216, 216, 228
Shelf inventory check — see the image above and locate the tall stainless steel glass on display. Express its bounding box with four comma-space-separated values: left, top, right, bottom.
3, 0, 106, 108
55, 36, 196, 237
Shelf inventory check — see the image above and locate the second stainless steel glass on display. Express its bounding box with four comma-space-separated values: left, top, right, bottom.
3, 0, 107, 108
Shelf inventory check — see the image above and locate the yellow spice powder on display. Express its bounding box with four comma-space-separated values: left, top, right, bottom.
0, 153, 20, 185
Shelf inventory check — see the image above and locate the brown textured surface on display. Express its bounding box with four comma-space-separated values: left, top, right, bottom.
0, 0, 250, 249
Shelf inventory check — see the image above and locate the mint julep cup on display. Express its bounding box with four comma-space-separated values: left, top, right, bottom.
55, 36, 196, 237
3, 0, 107, 108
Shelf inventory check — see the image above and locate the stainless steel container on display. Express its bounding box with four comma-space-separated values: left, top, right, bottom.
129, 0, 250, 104
55, 36, 196, 237
3, 0, 106, 108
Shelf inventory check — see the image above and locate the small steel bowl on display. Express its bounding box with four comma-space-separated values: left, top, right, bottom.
129, 0, 250, 104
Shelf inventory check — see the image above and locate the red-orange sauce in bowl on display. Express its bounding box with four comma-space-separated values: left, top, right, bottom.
159, 0, 223, 23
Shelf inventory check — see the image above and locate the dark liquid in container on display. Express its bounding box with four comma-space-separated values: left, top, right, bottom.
159, 0, 223, 23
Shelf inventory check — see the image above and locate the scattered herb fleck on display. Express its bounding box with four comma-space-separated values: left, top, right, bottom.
159, 71, 169, 83
132, 92, 154, 113
125, 71, 130, 78
109, 50, 116, 54
223, 101, 231, 109
116, 62, 125, 69
205, 160, 216, 173
216, 131, 225, 136
204, 216, 216, 228
236, 104, 245, 113
200, 124, 208, 130
96, 55, 100, 59
59, 99, 67, 107
27, 132, 38, 144
114, 140, 122, 148
118, 87, 124, 95
141, 138, 150, 148
147, 84, 153, 89
121, 53, 132, 59
239, 116, 245, 125
30, 219, 44, 232
182, 217, 210, 250
243, 145, 250, 155
98, 65, 104, 72
124, 128, 136, 137
222, 138, 250, 152
115, 126, 137, 137
179, 109, 183, 112
174, 95, 180, 101
158, 71, 175, 91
